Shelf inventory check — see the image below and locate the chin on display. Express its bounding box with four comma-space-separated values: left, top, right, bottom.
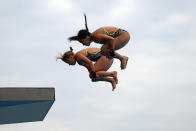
83, 42, 90, 46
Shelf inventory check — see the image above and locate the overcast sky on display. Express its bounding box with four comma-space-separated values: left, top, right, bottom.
0, 0, 196, 131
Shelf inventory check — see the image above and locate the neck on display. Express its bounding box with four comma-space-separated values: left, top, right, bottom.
90, 34, 94, 42
73, 54, 77, 64
90, 33, 100, 43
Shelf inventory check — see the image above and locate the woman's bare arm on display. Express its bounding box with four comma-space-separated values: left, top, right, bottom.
76, 53, 95, 73
92, 34, 115, 50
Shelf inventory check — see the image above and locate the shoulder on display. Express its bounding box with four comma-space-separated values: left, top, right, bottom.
92, 32, 114, 43
75, 51, 84, 58
92, 26, 118, 36
92, 27, 104, 35
75, 50, 86, 59
86, 47, 100, 52
75, 53, 85, 65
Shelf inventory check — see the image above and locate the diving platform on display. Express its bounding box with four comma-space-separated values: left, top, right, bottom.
0, 87, 55, 124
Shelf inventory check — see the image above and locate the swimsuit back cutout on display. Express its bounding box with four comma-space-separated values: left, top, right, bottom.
104, 28, 127, 38
86, 49, 101, 61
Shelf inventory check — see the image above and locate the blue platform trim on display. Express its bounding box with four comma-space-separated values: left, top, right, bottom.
0, 100, 53, 107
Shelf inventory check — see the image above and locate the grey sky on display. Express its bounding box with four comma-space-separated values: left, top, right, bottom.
0, 0, 196, 131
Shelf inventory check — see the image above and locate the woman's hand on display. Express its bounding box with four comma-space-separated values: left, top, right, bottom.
109, 49, 115, 56
89, 71, 96, 81
90, 71, 96, 78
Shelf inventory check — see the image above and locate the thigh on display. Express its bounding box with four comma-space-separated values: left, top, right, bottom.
114, 31, 130, 50
94, 56, 113, 72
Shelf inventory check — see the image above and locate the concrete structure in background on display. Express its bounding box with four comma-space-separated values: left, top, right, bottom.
0, 88, 55, 124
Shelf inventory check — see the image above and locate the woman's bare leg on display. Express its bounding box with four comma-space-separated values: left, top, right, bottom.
114, 31, 130, 50
92, 54, 118, 90
96, 71, 118, 84
93, 77, 117, 91
94, 55, 113, 72
113, 52, 129, 70
100, 34, 129, 69
113, 32, 130, 69
101, 47, 128, 70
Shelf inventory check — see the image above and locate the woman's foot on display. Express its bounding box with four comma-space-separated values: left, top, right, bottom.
120, 56, 129, 70
111, 79, 117, 91
112, 71, 118, 84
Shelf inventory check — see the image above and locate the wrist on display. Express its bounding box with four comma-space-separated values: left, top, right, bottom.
110, 49, 115, 56
91, 71, 96, 78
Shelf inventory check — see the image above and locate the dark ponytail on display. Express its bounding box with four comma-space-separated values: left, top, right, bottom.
84, 13, 89, 31
68, 29, 90, 42
68, 36, 79, 41
68, 13, 90, 42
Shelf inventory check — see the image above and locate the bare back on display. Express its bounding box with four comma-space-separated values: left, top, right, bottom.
92, 26, 119, 36
76, 47, 100, 56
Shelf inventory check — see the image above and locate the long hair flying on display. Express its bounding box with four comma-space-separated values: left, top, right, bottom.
84, 13, 89, 31
68, 13, 90, 42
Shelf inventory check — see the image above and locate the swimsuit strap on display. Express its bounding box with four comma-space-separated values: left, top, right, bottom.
86, 49, 101, 55
104, 28, 119, 36
86, 49, 102, 61
85, 49, 88, 56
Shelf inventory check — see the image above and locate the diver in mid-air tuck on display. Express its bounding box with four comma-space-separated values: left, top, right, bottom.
57, 47, 118, 91
68, 14, 130, 70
